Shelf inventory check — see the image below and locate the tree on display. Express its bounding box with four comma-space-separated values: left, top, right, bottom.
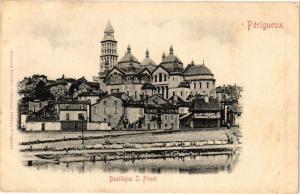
33, 81, 52, 100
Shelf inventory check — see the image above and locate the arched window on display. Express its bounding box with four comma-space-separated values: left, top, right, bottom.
200, 82, 202, 89
164, 74, 167, 81
194, 82, 196, 89
155, 75, 157, 82
207, 82, 209, 89
159, 73, 162, 82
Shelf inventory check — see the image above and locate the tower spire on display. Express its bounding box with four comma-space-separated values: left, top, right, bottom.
146, 49, 149, 58
104, 21, 114, 36
99, 21, 118, 73
170, 45, 173, 55
127, 44, 131, 53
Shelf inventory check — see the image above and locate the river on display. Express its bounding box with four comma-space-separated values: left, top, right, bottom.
31, 152, 240, 174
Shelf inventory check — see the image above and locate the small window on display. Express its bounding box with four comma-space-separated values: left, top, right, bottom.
200, 82, 202, 89
181, 91, 183, 96
66, 113, 69, 120
41, 123, 45, 131
194, 82, 196, 89
164, 74, 167, 81
78, 113, 84, 120
159, 73, 162, 82
173, 91, 175, 96
104, 107, 106, 114
165, 123, 168, 127
155, 75, 157, 82
207, 82, 209, 89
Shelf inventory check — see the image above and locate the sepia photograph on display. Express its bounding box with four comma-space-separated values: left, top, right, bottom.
0, 1, 298, 193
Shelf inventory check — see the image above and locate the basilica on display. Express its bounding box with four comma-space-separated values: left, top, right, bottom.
97, 21, 216, 101
18, 21, 242, 131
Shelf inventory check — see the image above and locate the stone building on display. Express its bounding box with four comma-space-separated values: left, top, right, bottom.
90, 93, 131, 128
56, 100, 90, 131
188, 95, 221, 128
97, 22, 216, 102
100, 21, 118, 72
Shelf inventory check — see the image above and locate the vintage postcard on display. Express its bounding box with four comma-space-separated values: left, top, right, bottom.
0, 1, 298, 193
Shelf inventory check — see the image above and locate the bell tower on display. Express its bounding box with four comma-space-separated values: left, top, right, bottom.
100, 21, 118, 73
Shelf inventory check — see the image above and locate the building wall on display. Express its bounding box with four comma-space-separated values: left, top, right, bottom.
21, 114, 28, 129
25, 122, 61, 131
124, 83, 143, 101
161, 113, 179, 130
189, 80, 215, 95
78, 96, 99, 105
59, 110, 87, 121
99, 78, 107, 92
125, 107, 144, 124
179, 107, 189, 115
146, 95, 168, 105
142, 89, 154, 97
87, 122, 112, 130
152, 67, 169, 85
169, 87, 190, 101
91, 95, 124, 128
29, 101, 48, 112
168, 75, 184, 88
144, 113, 179, 130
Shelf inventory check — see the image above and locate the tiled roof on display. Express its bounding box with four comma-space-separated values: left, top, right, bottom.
86, 81, 100, 89
178, 81, 190, 88
184, 64, 213, 76
141, 83, 156, 90
56, 100, 90, 105
78, 90, 101, 97
190, 98, 221, 111
168, 95, 189, 107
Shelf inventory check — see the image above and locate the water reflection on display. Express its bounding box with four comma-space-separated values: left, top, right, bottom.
31, 153, 240, 174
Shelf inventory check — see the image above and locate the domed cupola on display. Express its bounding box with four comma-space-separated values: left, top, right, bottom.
141, 49, 156, 64
141, 49, 157, 72
184, 60, 214, 77
117, 44, 141, 70
160, 45, 183, 71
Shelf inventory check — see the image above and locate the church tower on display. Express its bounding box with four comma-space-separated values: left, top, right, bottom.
100, 21, 118, 73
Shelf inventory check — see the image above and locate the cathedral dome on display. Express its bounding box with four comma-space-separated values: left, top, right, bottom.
141, 49, 157, 66
117, 45, 141, 69
184, 61, 213, 76
161, 45, 183, 65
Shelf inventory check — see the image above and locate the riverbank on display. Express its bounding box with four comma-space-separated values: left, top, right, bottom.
20, 128, 241, 171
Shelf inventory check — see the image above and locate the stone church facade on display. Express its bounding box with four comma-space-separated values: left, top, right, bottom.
97, 22, 216, 102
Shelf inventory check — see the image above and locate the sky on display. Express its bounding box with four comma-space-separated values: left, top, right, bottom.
3, 1, 297, 86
